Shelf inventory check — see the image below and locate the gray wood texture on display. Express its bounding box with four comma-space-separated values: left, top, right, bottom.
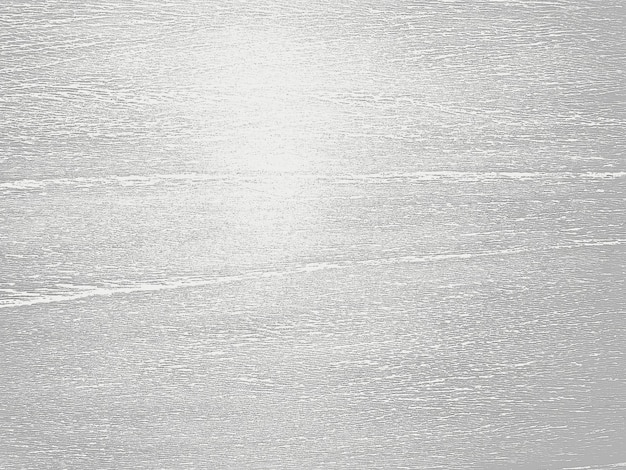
1, 1, 625, 468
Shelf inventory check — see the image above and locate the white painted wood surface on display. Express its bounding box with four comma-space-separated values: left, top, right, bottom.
1, 1, 625, 468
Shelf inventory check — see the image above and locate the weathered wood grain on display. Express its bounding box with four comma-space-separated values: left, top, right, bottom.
1, 1, 624, 468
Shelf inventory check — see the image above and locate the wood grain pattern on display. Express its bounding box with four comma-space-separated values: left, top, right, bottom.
1, 1, 625, 468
